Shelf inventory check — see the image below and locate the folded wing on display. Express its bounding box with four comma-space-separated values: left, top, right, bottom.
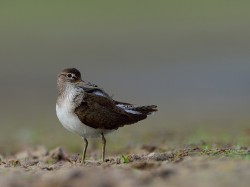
74, 84, 157, 130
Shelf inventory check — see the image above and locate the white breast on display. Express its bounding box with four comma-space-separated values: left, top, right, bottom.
56, 99, 111, 138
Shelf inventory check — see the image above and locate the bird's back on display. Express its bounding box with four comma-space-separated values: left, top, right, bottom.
74, 89, 157, 130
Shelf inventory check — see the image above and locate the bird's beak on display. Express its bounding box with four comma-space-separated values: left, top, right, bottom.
76, 79, 84, 84
76, 79, 85, 85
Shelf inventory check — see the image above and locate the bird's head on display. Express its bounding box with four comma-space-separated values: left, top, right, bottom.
57, 68, 85, 96
58, 68, 82, 84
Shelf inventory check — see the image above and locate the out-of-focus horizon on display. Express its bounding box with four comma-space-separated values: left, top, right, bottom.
0, 1, 250, 153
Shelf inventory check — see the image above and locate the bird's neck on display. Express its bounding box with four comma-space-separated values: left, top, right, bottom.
57, 82, 75, 103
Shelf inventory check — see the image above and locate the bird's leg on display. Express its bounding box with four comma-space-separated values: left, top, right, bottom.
81, 137, 88, 165
101, 133, 106, 162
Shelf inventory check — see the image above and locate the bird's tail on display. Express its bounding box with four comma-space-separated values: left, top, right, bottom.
133, 105, 157, 115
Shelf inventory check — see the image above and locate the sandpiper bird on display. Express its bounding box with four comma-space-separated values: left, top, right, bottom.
56, 68, 157, 163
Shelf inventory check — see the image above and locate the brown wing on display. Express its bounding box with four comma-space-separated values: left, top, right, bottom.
74, 93, 147, 130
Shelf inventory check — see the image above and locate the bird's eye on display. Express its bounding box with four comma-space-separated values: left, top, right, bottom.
67, 74, 72, 78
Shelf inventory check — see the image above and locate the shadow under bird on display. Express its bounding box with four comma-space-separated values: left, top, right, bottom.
56, 68, 157, 164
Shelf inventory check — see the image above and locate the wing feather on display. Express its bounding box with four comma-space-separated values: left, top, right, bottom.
74, 82, 156, 130
74, 93, 147, 130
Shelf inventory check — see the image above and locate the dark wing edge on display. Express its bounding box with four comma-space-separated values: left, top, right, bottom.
115, 100, 157, 115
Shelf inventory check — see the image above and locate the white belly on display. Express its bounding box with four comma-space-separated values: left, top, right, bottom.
56, 102, 111, 138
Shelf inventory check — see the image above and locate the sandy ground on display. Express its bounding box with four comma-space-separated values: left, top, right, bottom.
0, 145, 250, 187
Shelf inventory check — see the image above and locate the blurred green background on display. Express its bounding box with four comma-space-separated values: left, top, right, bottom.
0, 1, 250, 154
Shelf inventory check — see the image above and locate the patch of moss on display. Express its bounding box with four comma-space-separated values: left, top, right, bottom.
121, 155, 130, 164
